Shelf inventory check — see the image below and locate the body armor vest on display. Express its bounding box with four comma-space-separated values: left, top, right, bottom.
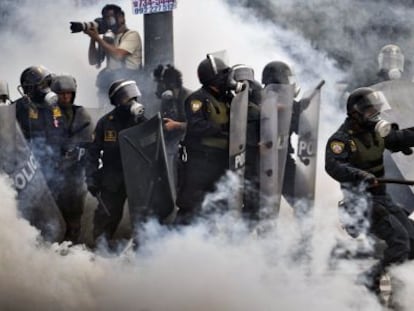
349, 132, 385, 176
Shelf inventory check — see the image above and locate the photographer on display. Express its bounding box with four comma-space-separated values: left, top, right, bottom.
80, 4, 142, 96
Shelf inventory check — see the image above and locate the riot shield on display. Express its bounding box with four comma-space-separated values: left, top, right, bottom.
370, 80, 414, 213
0, 104, 16, 174
0, 105, 65, 242
291, 81, 324, 215
119, 113, 177, 225
259, 84, 294, 216
228, 81, 249, 211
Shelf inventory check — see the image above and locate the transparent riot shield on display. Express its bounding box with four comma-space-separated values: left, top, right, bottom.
292, 81, 324, 216
259, 84, 294, 217
228, 81, 249, 211
0, 103, 66, 242
370, 80, 414, 214
119, 113, 177, 226
0, 104, 16, 174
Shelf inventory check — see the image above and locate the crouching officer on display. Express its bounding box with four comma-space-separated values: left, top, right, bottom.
175, 55, 233, 224
51, 75, 94, 244
325, 87, 414, 301
85, 79, 145, 248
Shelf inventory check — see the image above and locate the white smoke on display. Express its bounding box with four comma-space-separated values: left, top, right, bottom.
1, 0, 413, 310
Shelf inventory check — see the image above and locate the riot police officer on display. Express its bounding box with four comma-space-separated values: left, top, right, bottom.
85, 79, 145, 247
15, 65, 65, 191
176, 55, 233, 224
51, 75, 94, 243
153, 64, 191, 189
377, 44, 405, 81
325, 87, 414, 298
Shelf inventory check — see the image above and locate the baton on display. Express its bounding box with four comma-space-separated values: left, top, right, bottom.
307, 79, 325, 99
96, 192, 111, 216
377, 178, 414, 186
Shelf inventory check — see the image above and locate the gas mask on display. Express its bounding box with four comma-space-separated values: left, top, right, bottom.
118, 99, 144, 119
43, 89, 58, 107
105, 16, 118, 33
29, 84, 58, 106
386, 68, 402, 80
348, 89, 392, 137
129, 100, 145, 118
363, 111, 392, 137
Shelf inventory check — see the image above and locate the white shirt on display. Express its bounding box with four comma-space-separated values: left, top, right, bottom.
107, 29, 142, 70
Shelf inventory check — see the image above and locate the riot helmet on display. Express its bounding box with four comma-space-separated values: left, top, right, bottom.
153, 64, 183, 99
262, 61, 300, 95
0, 80, 10, 105
346, 87, 392, 136
377, 44, 404, 80
51, 75, 77, 108
51, 75, 77, 93
197, 55, 230, 90
19, 65, 57, 105
163, 65, 183, 89
108, 79, 144, 117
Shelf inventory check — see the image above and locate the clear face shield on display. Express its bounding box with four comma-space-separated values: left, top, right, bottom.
206, 53, 231, 92
356, 91, 392, 137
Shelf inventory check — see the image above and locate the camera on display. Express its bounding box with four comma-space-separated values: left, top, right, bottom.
70, 17, 107, 34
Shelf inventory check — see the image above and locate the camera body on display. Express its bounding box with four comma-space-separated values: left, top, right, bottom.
70, 17, 107, 34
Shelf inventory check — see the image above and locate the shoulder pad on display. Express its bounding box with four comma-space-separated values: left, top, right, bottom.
190, 99, 203, 112
329, 140, 346, 155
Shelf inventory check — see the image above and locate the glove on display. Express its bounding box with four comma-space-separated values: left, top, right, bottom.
87, 184, 100, 197
358, 171, 377, 185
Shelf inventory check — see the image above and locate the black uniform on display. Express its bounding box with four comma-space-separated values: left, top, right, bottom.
56, 105, 93, 243
86, 107, 142, 242
15, 97, 65, 191
325, 117, 414, 291
176, 86, 231, 223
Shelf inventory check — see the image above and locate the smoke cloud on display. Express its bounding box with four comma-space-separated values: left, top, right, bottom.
1, 0, 414, 310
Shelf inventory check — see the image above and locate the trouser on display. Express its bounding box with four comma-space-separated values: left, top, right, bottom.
364, 195, 414, 293
92, 186, 127, 243
55, 182, 87, 244
176, 149, 228, 224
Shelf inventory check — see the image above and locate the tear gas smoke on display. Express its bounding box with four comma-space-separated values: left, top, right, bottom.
1, 0, 414, 310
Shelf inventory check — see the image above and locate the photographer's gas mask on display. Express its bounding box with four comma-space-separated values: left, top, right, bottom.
353, 91, 392, 137
103, 13, 119, 33
109, 80, 145, 120
378, 44, 404, 81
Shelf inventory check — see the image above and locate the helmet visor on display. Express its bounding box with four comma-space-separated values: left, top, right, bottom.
355, 90, 390, 119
